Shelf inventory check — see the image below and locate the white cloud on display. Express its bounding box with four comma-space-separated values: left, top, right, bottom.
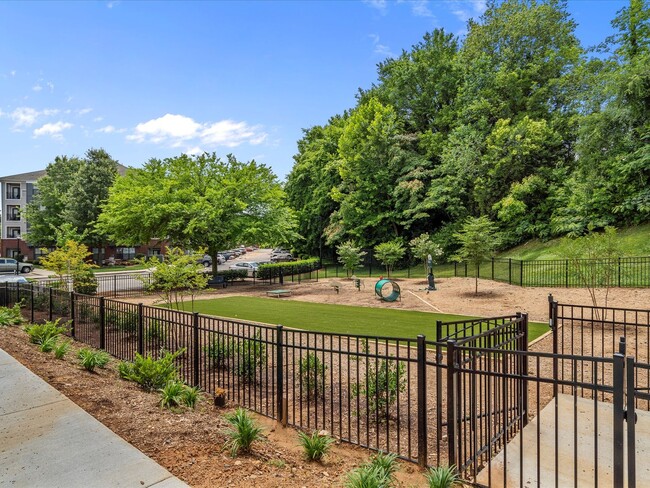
128, 114, 267, 149
47, 82, 55, 92
448, 0, 486, 22
369, 34, 394, 58
97, 125, 116, 133
411, 0, 434, 18
107, 1, 120, 8
10, 70, 16, 77
9, 107, 59, 128
32, 84, 43, 92
33, 121, 73, 139
184, 146, 204, 156
94, 116, 104, 122
77, 108, 93, 115
364, 0, 388, 14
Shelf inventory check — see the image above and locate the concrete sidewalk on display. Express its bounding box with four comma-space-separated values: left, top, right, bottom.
0, 348, 188, 488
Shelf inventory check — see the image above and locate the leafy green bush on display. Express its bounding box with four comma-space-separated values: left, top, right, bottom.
40, 336, 58, 353
236, 332, 267, 382
425, 465, 462, 488
256, 258, 319, 280
204, 336, 234, 368
118, 349, 184, 391
25, 319, 68, 345
0, 303, 24, 326
72, 268, 99, 295
224, 407, 264, 456
214, 269, 248, 282
297, 430, 335, 461
145, 320, 167, 343
345, 451, 399, 488
352, 358, 407, 415
53, 340, 71, 359
105, 309, 138, 333
299, 352, 327, 398
159, 380, 201, 409
78, 348, 110, 372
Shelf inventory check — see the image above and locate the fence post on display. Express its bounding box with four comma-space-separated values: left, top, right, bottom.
454, 262, 457, 277
30, 283, 35, 323
70, 292, 75, 339
276, 325, 284, 425
618, 257, 621, 288
193, 312, 200, 387
464, 262, 468, 277
491, 257, 494, 280
48, 287, 53, 321
565, 259, 569, 288
519, 260, 524, 286
113, 274, 117, 298
99, 296, 106, 350
613, 351, 625, 488
626, 356, 637, 488
548, 294, 558, 398
520, 313, 529, 427
508, 258, 512, 285
446, 339, 458, 469
137, 303, 144, 356
435, 322, 444, 442
417, 335, 427, 467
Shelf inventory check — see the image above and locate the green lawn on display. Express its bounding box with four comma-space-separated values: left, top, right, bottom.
93, 264, 151, 273
182, 296, 549, 342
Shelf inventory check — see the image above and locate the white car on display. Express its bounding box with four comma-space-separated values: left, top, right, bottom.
228, 261, 259, 277
0, 275, 29, 283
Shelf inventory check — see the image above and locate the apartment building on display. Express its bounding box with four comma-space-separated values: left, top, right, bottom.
0, 167, 163, 263
0, 170, 47, 259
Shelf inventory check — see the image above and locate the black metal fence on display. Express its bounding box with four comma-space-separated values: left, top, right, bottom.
2, 282, 649, 487
452, 256, 650, 288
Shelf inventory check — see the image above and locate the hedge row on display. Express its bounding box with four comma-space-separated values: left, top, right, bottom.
256, 258, 320, 280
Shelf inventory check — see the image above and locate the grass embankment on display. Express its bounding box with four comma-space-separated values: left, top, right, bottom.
183, 296, 549, 343
92, 264, 151, 273
498, 223, 650, 261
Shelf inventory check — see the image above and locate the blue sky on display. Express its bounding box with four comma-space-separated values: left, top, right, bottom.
0, 0, 627, 180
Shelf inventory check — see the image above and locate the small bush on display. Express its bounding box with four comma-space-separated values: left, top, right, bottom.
119, 349, 184, 391
0, 303, 24, 326
425, 465, 462, 488
72, 268, 98, 295
40, 336, 58, 353
159, 381, 201, 410
224, 407, 264, 456
53, 340, 71, 359
351, 358, 407, 415
297, 430, 334, 461
345, 451, 399, 488
145, 320, 167, 343
299, 352, 327, 398
236, 332, 267, 383
105, 309, 138, 334
78, 348, 110, 372
25, 319, 68, 345
204, 337, 234, 368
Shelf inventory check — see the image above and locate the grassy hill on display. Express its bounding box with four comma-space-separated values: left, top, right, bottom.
498, 224, 650, 261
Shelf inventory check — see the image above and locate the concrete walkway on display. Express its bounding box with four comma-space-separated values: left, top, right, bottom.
0, 348, 188, 488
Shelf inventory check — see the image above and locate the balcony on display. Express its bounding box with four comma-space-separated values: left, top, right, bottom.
5, 185, 21, 200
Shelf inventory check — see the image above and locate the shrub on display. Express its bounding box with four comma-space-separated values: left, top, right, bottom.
204, 337, 234, 368
299, 352, 327, 398
105, 309, 138, 334
224, 407, 264, 456
145, 320, 167, 343
236, 332, 266, 382
78, 348, 110, 372
72, 268, 98, 295
425, 465, 462, 488
119, 349, 184, 391
53, 340, 71, 359
345, 451, 399, 488
40, 336, 58, 353
0, 303, 24, 326
352, 358, 407, 415
256, 258, 319, 280
297, 430, 334, 461
159, 381, 201, 410
25, 319, 68, 345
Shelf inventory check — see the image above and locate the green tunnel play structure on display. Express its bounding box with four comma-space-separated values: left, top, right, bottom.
374, 279, 401, 302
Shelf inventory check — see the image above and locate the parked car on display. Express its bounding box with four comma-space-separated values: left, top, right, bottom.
0, 258, 33, 274
0, 275, 29, 283
270, 252, 294, 263
219, 251, 235, 260
199, 254, 225, 267
228, 261, 259, 277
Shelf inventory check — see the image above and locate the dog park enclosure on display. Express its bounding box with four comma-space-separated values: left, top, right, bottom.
2, 282, 649, 487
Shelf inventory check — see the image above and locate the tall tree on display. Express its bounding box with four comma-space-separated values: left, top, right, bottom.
96, 152, 297, 277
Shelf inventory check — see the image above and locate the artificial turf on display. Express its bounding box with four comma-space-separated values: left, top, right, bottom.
182, 296, 549, 342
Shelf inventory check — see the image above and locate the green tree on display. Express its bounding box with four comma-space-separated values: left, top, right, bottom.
138, 247, 208, 311
374, 240, 406, 277
96, 152, 297, 277
336, 241, 366, 277
39, 240, 98, 293
453, 216, 499, 295
409, 233, 443, 275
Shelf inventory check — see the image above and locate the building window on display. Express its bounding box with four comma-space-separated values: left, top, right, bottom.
116, 247, 136, 260
7, 227, 21, 238
148, 248, 161, 256
6, 248, 20, 258
7, 205, 20, 221
34, 247, 53, 258
6, 184, 21, 200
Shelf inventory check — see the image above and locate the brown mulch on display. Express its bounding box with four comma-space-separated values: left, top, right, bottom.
0, 325, 426, 488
